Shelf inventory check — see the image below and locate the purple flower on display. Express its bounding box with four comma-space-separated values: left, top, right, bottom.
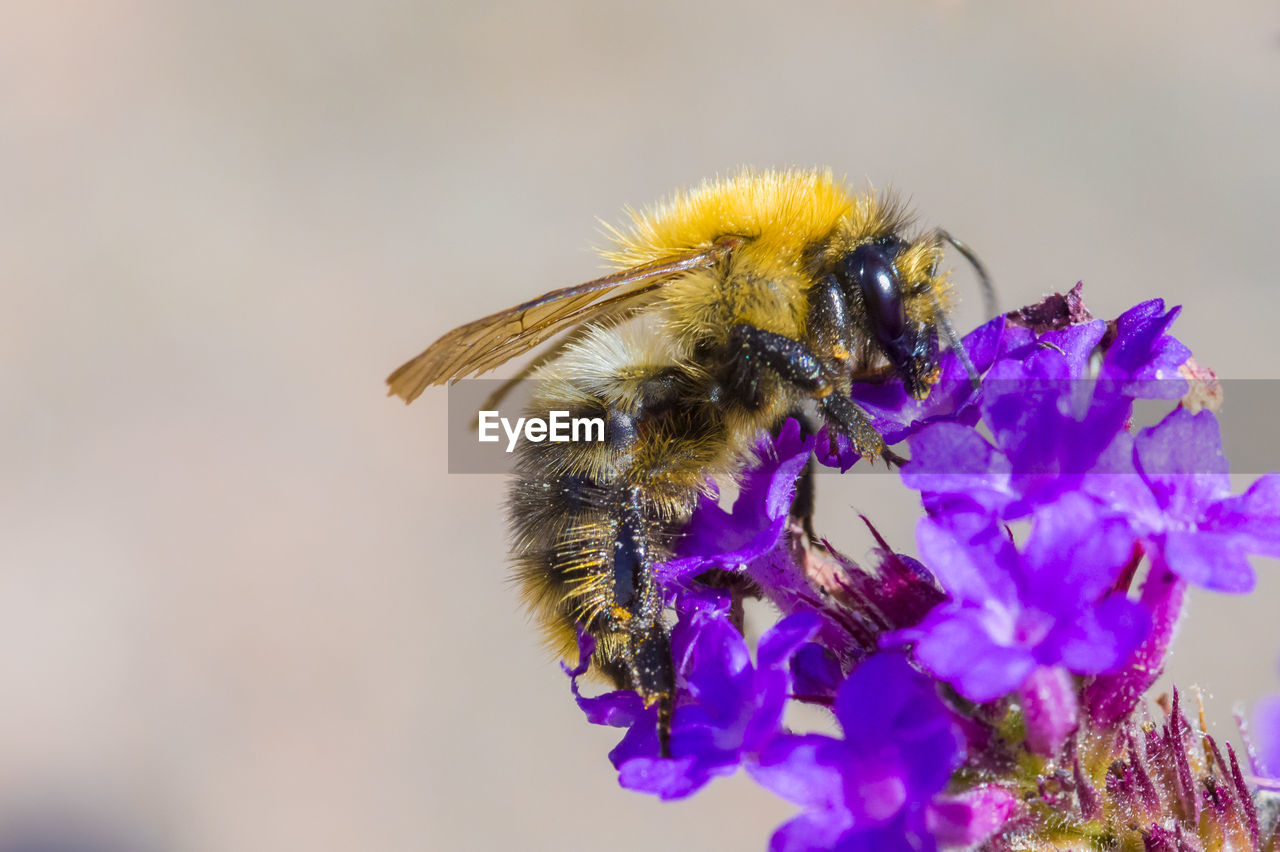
557, 286, 1280, 851
1083, 407, 1280, 592
823, 296, 1186, 472
659, 419, 942, 666
566, 607, 821, 800
899, 305, 1280, 594
748, 653, 966, 852
901, 346, 1134, 520
1097, 298, 1190, 399
893, 493, 1149, 703
818, 317, 1007, 471
1003, 289, 1188, 397
898, 298, 1190, 517
659, 418, 814, 585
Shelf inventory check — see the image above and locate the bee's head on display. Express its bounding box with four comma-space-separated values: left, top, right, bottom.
837, 237, 944, 399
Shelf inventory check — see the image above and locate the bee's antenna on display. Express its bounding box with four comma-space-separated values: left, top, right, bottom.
935, 228, 997, 319
931, 228, 997, 391
935, 302, 981, 391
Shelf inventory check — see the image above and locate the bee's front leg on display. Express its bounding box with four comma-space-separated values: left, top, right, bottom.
725, 316, 895, 465
805, 276, 904, 466
724, 324, 829, 407
817, 391, 903, 466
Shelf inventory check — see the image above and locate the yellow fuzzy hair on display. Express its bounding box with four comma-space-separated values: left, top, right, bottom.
599, 168, 899, 272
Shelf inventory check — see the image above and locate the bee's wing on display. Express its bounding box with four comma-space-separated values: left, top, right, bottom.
385, 236, 742, 403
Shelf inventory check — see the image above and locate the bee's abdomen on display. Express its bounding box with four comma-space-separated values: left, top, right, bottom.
505, 336, 724, 683
508, 466, 613, 650
508, 425, 678, 675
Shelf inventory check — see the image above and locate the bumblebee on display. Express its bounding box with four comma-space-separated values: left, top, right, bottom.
387, 168, 989, 754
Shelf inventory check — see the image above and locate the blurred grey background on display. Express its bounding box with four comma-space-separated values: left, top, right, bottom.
3, 1, 1279, 850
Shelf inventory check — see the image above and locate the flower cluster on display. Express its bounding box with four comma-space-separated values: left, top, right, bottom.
566, 286, 1280, 850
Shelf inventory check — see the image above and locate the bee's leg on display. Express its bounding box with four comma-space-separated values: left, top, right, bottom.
809, 277, 899, 383
817, 391, 896, 462
726, 319, 896, 464
801, 280, 908, 464
725, 324, 828, 404
820, 393, 907, 468
789, 457, 819, 541
726, 273, 859, 401
806, 275, 854, 369
630, 620, 674, 758
610, 485, 676, 757
784, 279, 849, 540
690, 569, 762, 633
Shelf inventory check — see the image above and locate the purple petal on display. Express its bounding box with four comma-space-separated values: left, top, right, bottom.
830, 818, 937, 852
1111, 297, 1165, 328
926, 785, 1017, 848
902, 423, 1012, 511
617, 752, 729, 800
747, 614, 822, 749
1020, 493, 1137, 604
1253, 693, 1280, 780
1046, 593, 1151, 674
983, 368, 1132, 482
564, 629, 647, 727
1102, 300, 1190, 399
607, 705, 660, 764
791, 644, 844, 702
899, 604, 1036, 703
574, 689, 645, 728
1035, 320, 1107, 375
980, 360, 1076, 471
562, 627, 596, 679
767, 811, 853, 852
814, 426, 861, 473
758, 612, 824, 671
1134, 408, 1229, 504
661, 514, 787, 584
1159, 530, 1256, 593
844, 765, 910, 825
763, 418, 820, 518
750, 734, 849, 809
914, 515, 1019, 607
759, 655, 962, 840
670, 596, 728, 672
682, 614, 754, 721
659, 419, 813, 584
1018, 666, 1078, 755
834, 654, 951, 751
1203, 473, 1280, 555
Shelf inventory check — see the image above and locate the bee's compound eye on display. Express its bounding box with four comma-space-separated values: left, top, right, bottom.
846, 244, 906, 346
